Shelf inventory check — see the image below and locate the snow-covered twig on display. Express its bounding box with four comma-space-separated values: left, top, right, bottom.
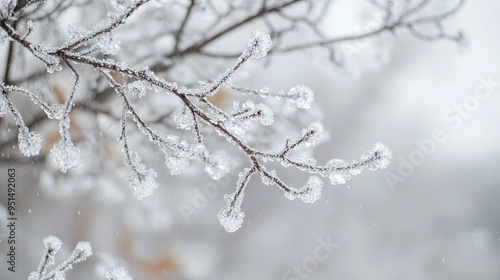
29, 236, 92, 280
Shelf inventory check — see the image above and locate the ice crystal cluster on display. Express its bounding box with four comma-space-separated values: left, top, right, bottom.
50, 140, 82, 173
18, 129, 43, 157
0, 0, 465, 232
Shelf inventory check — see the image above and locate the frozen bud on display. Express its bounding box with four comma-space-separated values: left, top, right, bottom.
205, 153, 230, 180
26, 20, 34, 30
174, 106, 194, 130
299, 176, 323, 203
288, 85, 314, 109
301, 122, 324, 147
30, 235, 92, 280
247, 30, 272, 59
218, 168, 253, 232
256, 103, 273, 126
43, 235, 63, 252
362, 142, 392, 171
218, 204, 244, 233
218, 193, 245, 233
72, 241, 93, 262
192, 143, 209, 158
18, 130, 43, 157
127, 168, 158, 200
50, 140, 81, 173
29, 236, 63, 280
165, 154, 189, 175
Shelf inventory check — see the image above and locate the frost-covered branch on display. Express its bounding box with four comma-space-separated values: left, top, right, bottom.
1, 82, 43, 157
49, 61, 82, 173
0, 0, 465, 233
29, 236, 92, 280
118, 106, 159, 200
29, 235, 133, 280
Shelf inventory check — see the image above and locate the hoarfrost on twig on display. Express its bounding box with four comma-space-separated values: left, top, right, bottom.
29, 236, 92, 280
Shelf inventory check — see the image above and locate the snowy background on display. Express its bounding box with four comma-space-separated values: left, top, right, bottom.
1, 0, 500, 279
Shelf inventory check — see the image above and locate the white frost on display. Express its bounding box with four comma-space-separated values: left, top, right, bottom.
217, 193, 245, 233
0, 94, 7, 117
126, 152, 159, 200
204, 152, 230, 180
247, 29, 272, 59
18, 130, 43, 157
300, 122, 324, 148
326, 159, 350, 185
284, 176, 323, 203
257, 103, 274, 126
125, 81, 147, 98
165, 153, 190, 175
369, 142, 392, 170
287, 85, 314, 109
97, 33, 120, 55
67, 23, 91, 42
50, 140, 81, 173
46, 104, 65, 120
73, 241, 93, 261
106, 267, 133, 280
218, 168, 253, 232
174, 106, 195, 130
43, 235, 63, 252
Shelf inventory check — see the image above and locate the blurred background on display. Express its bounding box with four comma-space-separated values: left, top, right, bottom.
1, 0, 499, 279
